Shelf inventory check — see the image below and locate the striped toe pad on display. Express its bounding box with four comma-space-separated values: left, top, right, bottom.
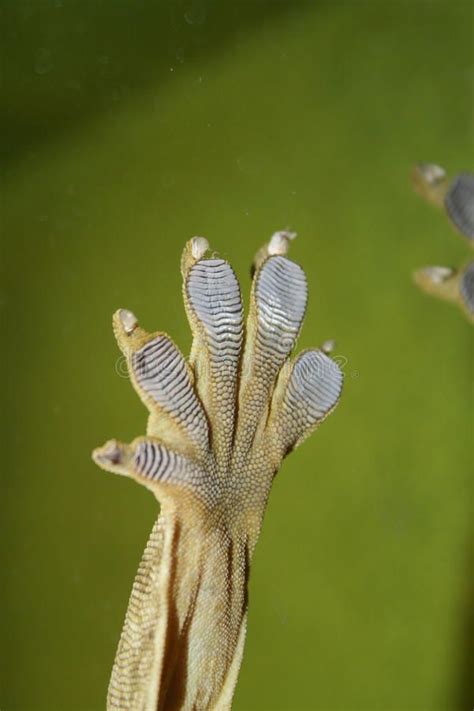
233, 254, 308, 455
445, 173, 474, 240
133, 440, 206, 493
274, 349, 343, 453
184, 258, 243, 464
186, 258, 243, 366
131, 335, 208, 451
253, 256, 307, 370
459, 261, 474, 316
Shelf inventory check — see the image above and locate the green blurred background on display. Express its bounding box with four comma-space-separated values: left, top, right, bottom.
2, 1, 473, 709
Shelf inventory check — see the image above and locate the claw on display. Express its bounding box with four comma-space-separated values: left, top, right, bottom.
412, 162, 448, 206
252, 229, 297, 275
92, 439, 132, 476
414, 265, 455, 286
181, 236, 210, 277
112, 309, 150, 354
117, 308, 138, 335
413, 265, 458, 304
268, 230, 297, 255
321, 338, 336, 355
191, 236, 210, 259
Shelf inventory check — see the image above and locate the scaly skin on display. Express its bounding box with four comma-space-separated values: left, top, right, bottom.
93, 232, 343, 710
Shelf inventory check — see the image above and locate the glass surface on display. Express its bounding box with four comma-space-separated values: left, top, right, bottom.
2, 1, 473, 709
